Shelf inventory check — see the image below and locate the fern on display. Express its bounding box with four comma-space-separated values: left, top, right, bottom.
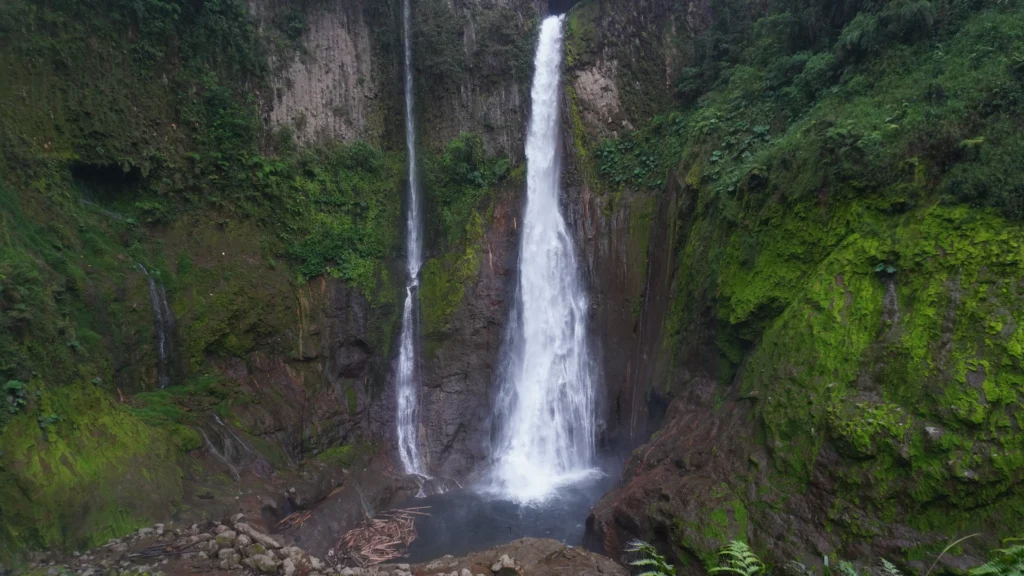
709, 541, 766, 576
969, 540, 1024, 576
626, 540, 677, 576
837, 560, 860, 576
879, 558, 905, 576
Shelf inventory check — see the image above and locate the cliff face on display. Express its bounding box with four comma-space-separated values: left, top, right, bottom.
248, 0, 394, 146
561, 0, 1024, 571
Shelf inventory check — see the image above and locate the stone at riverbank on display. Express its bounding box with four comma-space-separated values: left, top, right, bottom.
20, 511, 625, 576
398, 538, 627, 576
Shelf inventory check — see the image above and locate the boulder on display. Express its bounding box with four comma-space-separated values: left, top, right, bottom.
216, 530, 238, 548
244, 544, 268, 558
245, 554, 279, 574
236, 523, 282, 550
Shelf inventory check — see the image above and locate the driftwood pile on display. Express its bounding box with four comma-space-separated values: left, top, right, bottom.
336, 507, 430, 566
276, 510, 313, 531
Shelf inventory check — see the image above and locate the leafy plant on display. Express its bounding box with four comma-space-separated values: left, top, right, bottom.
5, 380, 27, 414
710, 541, 766, 576
879, 558, 905, 576
626, 540, 677, 576
969, 539, 1024, 576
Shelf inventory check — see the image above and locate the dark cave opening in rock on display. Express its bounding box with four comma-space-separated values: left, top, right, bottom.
548, 0, 580, 15
70, 161, 143, 204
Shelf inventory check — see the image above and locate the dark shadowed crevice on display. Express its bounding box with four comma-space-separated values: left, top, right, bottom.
549, 0, 580, 15
70, 162, 143, 204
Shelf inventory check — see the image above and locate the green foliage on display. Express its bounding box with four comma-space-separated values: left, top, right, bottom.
413, 0, 537, 98
970, 539, 1024, 576
626, 540, 678, 576
709, 541, 766, 576
594, 113, 687, 190
413, 0, 466, 95
284, 142, 404, 292
582, 0, 1024, 557
4, 381, 27, 415
420, 212, 483, 337
471, 8, 537, 82
425, 133, 508, 250
879, 559, 904, 576
0, 383, 183, 558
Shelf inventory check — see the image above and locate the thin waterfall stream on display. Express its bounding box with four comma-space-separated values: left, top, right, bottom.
395, 0, 427, 477
137, 264, 175, 389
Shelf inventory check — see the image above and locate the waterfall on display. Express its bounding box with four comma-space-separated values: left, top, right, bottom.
490, 15, 598, 502
396, 0, 426, 476
137, 264, 175, 389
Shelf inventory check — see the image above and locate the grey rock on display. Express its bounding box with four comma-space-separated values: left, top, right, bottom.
236, 523, 282, 550
137, 528, 154, 538
216, 530, 238, 548
213, 525, 230, 534
397, 566, 410, 572
235, 534, 252, 549
490, 562, 502, 573
282, 558, 296, 576
218, 548, 237, 560
244, 544, 268, 558
230, 513, 245, 524
500, 555, 514, 569
219, 556, 240, 571
461, 570, 472, 576
245, 554, 279, 574
197, 552, 209, 561
340, 569, 356, 576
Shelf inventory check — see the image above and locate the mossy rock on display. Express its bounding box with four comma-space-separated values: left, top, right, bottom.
650, 480, 749, 570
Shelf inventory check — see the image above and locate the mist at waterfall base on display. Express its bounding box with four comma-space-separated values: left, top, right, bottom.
401, 460, 619, 563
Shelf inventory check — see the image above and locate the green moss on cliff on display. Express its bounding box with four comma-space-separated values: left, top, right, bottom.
0, 0, 405, 558
0, 383, 182, 559
421, 212, 483, 338
590, 0, 1024, 558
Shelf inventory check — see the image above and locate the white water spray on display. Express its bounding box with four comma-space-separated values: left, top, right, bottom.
396, 0, 426, 476
490, 15, 598, 502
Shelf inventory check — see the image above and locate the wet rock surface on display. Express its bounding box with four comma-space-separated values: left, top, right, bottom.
404, 538, 626, 576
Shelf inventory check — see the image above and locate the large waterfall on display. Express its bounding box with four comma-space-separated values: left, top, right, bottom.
396, 0, 426, 476
490, 15, 598, 502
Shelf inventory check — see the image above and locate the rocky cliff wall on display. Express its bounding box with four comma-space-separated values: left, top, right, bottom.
562, 0, 1024, 571
247, 0, 398, 147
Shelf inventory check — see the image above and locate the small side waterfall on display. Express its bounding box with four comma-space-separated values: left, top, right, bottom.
137, 264, 175, 389
395, 0, 427, 476
490, 15, 599, 502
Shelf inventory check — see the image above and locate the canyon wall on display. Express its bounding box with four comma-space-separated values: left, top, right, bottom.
4, 0, 1024, 571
